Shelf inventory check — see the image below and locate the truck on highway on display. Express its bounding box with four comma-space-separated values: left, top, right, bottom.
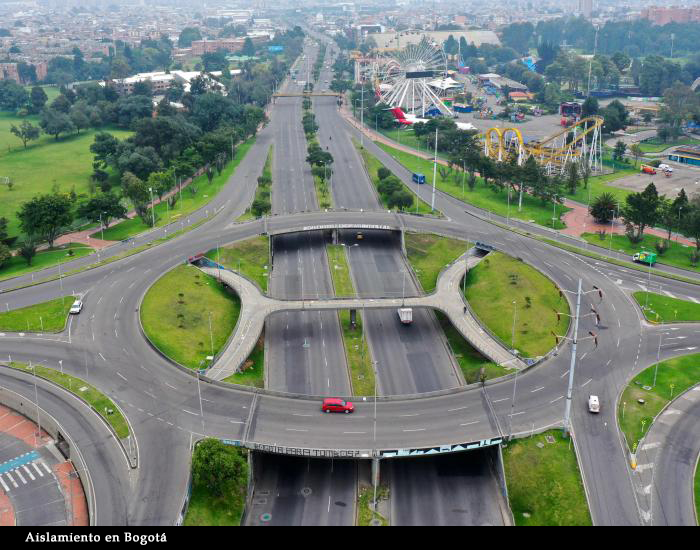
632, 251, 656, 266
397, 308, 413, 324
412, 173, 426, 184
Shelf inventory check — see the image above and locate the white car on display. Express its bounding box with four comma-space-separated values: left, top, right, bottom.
69, 300, 83, 314
588, 395, 600, 413
658, 163, 673, 173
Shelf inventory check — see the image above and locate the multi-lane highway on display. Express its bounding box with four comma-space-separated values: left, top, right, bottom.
0, 32, 698, 526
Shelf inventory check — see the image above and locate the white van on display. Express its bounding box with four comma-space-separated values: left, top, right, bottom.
588, 395, 600, 413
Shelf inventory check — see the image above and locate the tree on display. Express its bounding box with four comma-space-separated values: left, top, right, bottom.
77, 193, 127, 228
589, 192, 618, 224
0, 243, 10, 268
387, 188, 414, 211
377, 166, 391, 181
191, 438, 248, 497
581, 96, 598, 117
10, 120, 40, 148
241, 37, 256, 57
683, 198, 700, 252
39, 109, 75, 140
613, 140, 627, 161
622, 183, 660, 241
19, 240, 36, 266
659, 84, 699, 137
565, 161, 579, 194
629, 143, 643, 167
178, 27, 202, 48
0, 79, 28, 110
16, 193, 74, 248
50, 94, 72, 113
29, 86, 47, 114
69, 104, 90, 134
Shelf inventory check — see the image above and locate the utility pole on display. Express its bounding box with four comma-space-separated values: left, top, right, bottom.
431, 128, 438, 212
563, 279, 582, 435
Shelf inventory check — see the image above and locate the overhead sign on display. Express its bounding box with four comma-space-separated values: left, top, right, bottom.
251, 443, 371, 458
221, 439, 241, 446
380, 438, 502, 458
300, 224, 394, 232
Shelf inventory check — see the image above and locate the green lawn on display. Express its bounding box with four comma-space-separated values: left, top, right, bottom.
357, 485, 389, 526
435, 311, 505, 383
223, 334, 264, 388
0, 122, 132, 237
6, 361, 129, 438
376, 142, 570, 229
328, 244, 375, 396
581, 233, 700, 273
618, 353, 700, 454
465, 252, 570, 358
183, 444, 248, 526
639, 136, 700, 154
563, 168, 636, 205
0, 242, 93, 282
632, 291, 700, 323
354, 140, 434, 215
503, 430, 592, 526
0, 296, 73, 332
205, 236, 269, 293
140, 265, 241, 369
95, 137, 256, 241
404, 232, 472, 293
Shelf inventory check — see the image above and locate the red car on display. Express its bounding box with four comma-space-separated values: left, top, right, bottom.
321, 398, 354, 414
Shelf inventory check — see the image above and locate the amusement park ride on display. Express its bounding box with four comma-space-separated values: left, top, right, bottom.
366, 37, 604, 175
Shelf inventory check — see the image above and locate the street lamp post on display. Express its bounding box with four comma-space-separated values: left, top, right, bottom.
148, 187, 155, 228
431, 128, 438, 212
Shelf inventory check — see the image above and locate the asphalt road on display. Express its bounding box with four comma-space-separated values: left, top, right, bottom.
0, 32, 698, 526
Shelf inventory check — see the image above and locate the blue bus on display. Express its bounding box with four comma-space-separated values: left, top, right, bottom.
412, 173, 426, 184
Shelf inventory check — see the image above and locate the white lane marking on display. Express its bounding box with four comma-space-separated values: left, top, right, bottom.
32, 463, 43, 477
165, 382, 177, 390
663, 290, 675, 298
447, 406, 468, 412
182, 409, 199, 415
292, 413, 313, 417
636, 463, 654, 472
402, 428, 425, 432
15, 469, 26, 484
531, 386, 545, 393
560, 370, 569, 378
582, 378, 592, 387
492, 397, 509, 403
119, 296, 124, 304
144, 391, 156, 400
343, 431, 366, 434
42, 462, 50, 474
22, 465, 34, 481
400, 413, 420, 417
688, 296, 699, 304
286, 428, 308, 432
116, 372, 127, 382
98, 353, 106, 362
6, 472, 18, 488
460, 420, 480, 426
0, 475, 8, 492
510, 411, 525, 417
550, 395, 564, 404
229, 420, 244, 424
641, 442, 661, 451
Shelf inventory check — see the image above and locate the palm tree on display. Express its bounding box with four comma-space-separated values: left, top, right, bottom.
589, 192, 618, 224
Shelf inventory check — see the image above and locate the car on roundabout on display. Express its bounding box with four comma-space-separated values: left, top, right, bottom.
69, 299, 83, 314
322, 398, 354, 414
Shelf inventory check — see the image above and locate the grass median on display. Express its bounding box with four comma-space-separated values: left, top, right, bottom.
205, 236, 270, 292
0, 296, 73, 332
618, 353, 700, 454
376, 141, 570, 229
95, 137, 256, 241
5, 361, 129, 438
357, 485, 389, 526
503, 430, 592, 526
0, 243, 94, 282
581, 232, 699, 273
140, 265, 241, 369
633, 291, 700, 322
327, 244, 374, 396
237, 144, 272, 221
353, 139, 434, 216
464, 252, 569, 358
223, 334, 264, 388
404, 232, 471, 293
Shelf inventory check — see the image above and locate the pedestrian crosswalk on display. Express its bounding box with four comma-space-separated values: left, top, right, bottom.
0, 452, 51, 494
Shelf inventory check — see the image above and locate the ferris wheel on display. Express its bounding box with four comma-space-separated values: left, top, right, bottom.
373, 37, 452, 117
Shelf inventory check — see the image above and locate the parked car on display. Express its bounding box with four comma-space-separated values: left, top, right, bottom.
69, 300, 83, 314
322, 398, 354, 414
588, 395, 600, 413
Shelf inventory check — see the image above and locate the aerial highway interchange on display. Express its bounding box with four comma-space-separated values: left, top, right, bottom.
1, 33, 699, 527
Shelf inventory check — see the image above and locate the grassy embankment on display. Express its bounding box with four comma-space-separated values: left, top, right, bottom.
581, 232, 699, 273
357, 485, 389, 526
638, 136, 700, 154
503, 430, 592, 526
96, 137, 256, 241
376, 142, 570, 229
0, 243, 93, 282
464, 252, 569, 358
403, 232, 506, 382
140, 265, 241, 369
327, 244, 374, 396
354, 139, 434, 215
618, 353, 700, 454
238, 145, 272, 222
632, 291, 700, 322
5, 361, 129, 438
0, 296, 73, 332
